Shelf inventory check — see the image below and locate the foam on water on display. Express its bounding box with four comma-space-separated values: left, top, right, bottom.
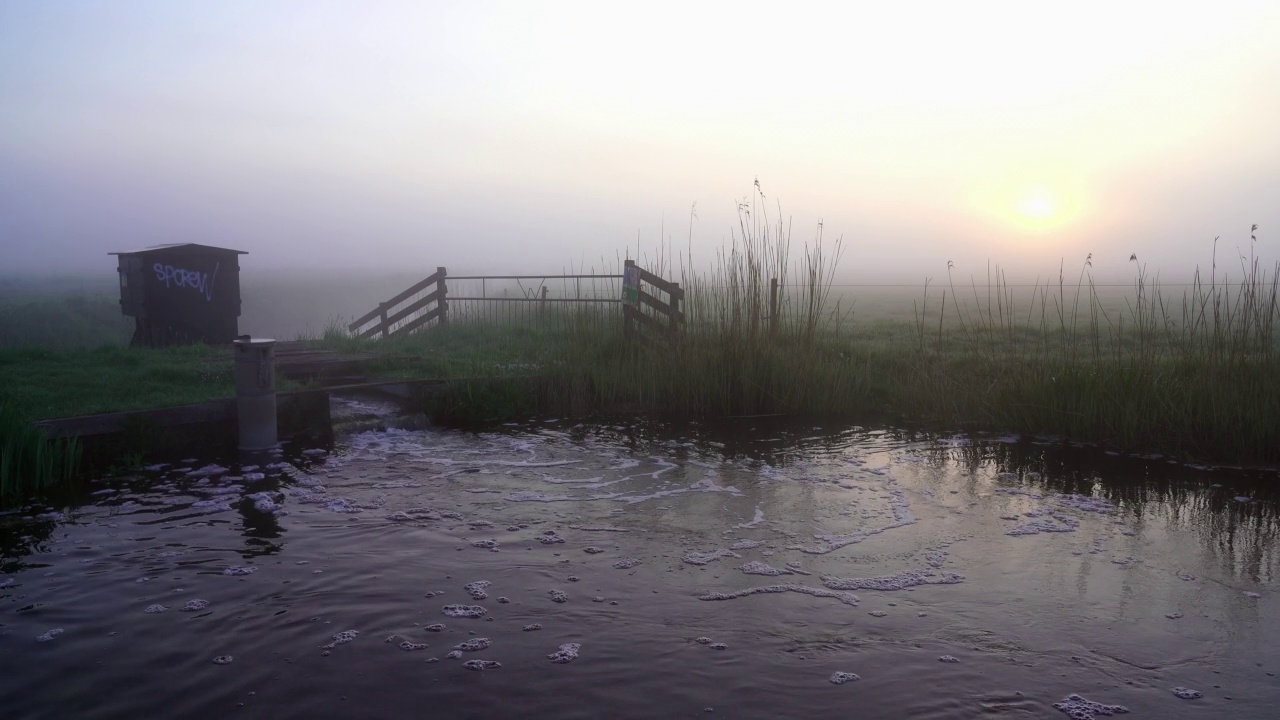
728, 539, 765, 551
212, 655, 233, 665
446, 650, 462, 659
829, 672, 860, 684
1051, 694, 1129, 718
222, 565, 257, 576
465, 581, 490, 600
36, 628, 64, 642
740, 561, 794, 576
938, 655, 959, 663
547, 642, 580, 663
1172, 687, 1203, 699
523, 624, 542, 631
321, 630, 359, 652
399, 639, 430, 651
1057, 494, 1117, 514
1006, 513, 1079, 536
442, 605, 487, 618
584, 546, 606, 554
735, 507, 766, 529
463, 659, 501, 671
699, 584, 860, 606
144, 604, 169, 614
612, 559, 642, 569
454, 638, 491, 652
540, 532, 566, 544
548, 590, 568, 603
424, 623, 445, 632
820, 569, 964, 591
683, 549, 741, 565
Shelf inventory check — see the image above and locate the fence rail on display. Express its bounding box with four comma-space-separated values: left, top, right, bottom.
349, 263, 689, 343
623, 259, 684, 348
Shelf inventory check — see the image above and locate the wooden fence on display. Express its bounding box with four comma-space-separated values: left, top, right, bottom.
349, 261, 684, 345
622, 259, 684, 346
348, 267, 448, 339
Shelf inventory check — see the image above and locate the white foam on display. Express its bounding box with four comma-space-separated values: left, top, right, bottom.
442, 605, 487, 618
446, 650, 462, 659
735, 507, 766, 529
938, 655, 959, 663
1051, 694, 1129, 718
829, 672, 860, 684
223, 565, 257, 576
454, 638, 491, 652
728, 539, 765, 551
740, 561, 794, 577
820, 569, 964, 592
212, 655, 233, 665
424, 623, 446, 632
699, 584, 859, 607
612, 559, 642, 569
463, 659, 501, 670
868, 610, 887, 617
1006, 513, 1080, 536
1057, 494, 1117, 514
547, 642, 580, 663
35, 628, 64, 642
321, 630, 359, 651
144, 604, 169, 614
548, 590, 568, 603
1172, 687, 1202, 700
179, 599, 210, 611
523, 624, 542, 631
583, 546, 606, 554
682, 549, 741, 565
465, 581, 490, 600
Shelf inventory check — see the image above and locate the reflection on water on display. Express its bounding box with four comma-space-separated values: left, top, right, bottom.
1, 418, 1277, 719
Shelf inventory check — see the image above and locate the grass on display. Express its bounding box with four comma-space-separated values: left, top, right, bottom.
0, 344, 235, 420
1, 403, 81, 505
309, 199, 1279, 465
1, 193, 1275, 466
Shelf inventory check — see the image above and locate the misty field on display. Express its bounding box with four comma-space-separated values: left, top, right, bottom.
2, 231, 1278, 466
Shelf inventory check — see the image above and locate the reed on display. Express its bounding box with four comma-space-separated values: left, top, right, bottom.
0, 403, 81, 505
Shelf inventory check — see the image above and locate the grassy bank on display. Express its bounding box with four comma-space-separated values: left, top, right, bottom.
309, 208, 1278, 464
0, 344, 234, 419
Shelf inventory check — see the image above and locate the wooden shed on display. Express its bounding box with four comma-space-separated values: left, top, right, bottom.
109, 243, 246, 347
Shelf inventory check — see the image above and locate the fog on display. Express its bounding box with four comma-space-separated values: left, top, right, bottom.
2, 1, 1278, 287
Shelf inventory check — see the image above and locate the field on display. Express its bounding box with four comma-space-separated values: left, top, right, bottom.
2, 224, 1277, 467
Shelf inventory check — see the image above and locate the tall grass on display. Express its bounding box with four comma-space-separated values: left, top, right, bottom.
900, 229, 1279, 461
1, 403, 81, 505
313, 190, 1276, 463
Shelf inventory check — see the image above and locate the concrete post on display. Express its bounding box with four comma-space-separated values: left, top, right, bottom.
233, 337, 277, 450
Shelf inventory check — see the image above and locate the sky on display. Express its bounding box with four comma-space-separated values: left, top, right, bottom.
2, 0, 1278, 282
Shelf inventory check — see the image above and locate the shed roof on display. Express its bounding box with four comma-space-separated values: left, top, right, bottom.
109, 243, 247, 256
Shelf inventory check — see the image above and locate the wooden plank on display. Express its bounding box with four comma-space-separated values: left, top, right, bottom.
624, 303, 670, 338
389, 305, 443, 337
348, 269, 442, 331
373, 289, 442, 335
635, 266, 684, 299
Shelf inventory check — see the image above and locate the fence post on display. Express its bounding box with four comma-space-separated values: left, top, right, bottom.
541, 286, 548, 317
769, 277, 778, 337
437, 267, 449, 326
378, 302, 389, 338
668, 283, 681, 339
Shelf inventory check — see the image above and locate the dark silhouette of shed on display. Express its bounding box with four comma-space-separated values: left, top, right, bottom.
109, 243, 246, 347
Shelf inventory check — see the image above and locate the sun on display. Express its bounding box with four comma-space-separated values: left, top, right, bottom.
970, 179, 1085, 234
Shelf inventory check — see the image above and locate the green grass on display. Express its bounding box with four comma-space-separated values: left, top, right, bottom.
0, 293, 132, 349
1, 403, 81, 505
0, 344, 234, 420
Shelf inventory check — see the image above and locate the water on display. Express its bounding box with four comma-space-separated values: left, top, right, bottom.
2, 419, 1277, 719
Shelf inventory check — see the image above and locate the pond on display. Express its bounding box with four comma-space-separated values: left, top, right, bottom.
2, 418, 1277, 719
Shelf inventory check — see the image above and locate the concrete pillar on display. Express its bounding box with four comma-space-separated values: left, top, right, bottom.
234, 337, 277, 450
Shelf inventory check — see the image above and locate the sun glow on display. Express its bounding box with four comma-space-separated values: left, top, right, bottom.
971, 178, 1088, 235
